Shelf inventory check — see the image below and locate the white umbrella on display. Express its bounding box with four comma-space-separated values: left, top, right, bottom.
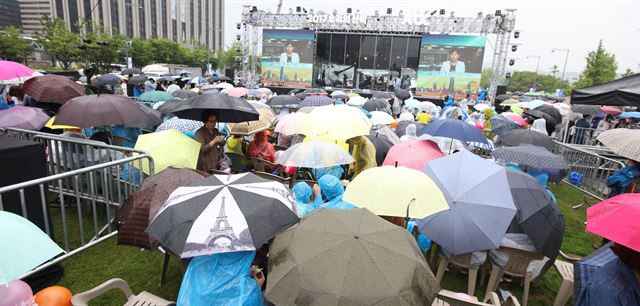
215, 82, 234, 90
142, 64, 169, 76
369, 111, 395, 125
347, 96, 367, 107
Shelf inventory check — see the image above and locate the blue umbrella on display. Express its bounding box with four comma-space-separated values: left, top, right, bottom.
618, 111, 640, 119
419, 119, 489, 145
418, 151, 517, 255
573, 243, 616, 304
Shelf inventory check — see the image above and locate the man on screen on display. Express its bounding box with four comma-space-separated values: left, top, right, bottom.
440, 49, 466, 73
279, 43, 300, 64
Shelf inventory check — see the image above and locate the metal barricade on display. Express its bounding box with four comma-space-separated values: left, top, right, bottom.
0, 154, 154, 279
564, 127, 599, 146
553, 141, 625, 201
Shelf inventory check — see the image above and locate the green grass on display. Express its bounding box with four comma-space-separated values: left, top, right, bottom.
51, 182, 600, 305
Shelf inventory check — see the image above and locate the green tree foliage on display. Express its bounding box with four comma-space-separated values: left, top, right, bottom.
0, 26, 34, 62
34, 16, 82, 70
506, 71, 570, 93
128, 38, 154, 67
479, 69, 492, 88
573, 40, 618, 88
621, 68, 634, 78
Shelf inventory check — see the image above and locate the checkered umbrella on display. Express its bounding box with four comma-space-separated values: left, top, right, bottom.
596, 128, 640, 162
382, 140, 444, 171
492, 145, 569, 170
156, 117, 203, 133
0, 106, 50, 130
299, 95, 334, 107
490, 114, 521, 136
22, 75, 85, 104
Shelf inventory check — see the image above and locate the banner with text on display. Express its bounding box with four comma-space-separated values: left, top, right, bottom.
260, 29, 315, 87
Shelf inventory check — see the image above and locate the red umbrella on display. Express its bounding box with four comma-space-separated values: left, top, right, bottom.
22, 75, 85, 104
382, 140, 444, 171
502, 112, 527, 126
586, 193, 640, 252
601, 106, 622, 115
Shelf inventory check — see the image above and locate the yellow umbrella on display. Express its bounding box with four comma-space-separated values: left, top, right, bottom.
500, 99, 519, 106
134, 129, 200, 174
343, 166, 448, 218
510, 105, 524, 115
45, 116, 79, 130
299, 104, 372, 141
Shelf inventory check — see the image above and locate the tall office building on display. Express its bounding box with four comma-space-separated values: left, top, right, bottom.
0, 0, 23, 29
50, 0, 224, 49
19, 0, 51, 35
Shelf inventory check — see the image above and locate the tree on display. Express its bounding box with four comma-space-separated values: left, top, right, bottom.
549, 65, 559, 78
34, 16, 81, 70
621, 68, 635, 78
80, 23, 126, 72
573, 40, 618, 88
129, 38, 154, 67
0, 27, 34, 62
506, 71, 570, 93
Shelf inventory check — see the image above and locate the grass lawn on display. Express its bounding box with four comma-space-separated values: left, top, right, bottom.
52, 181, 601, 305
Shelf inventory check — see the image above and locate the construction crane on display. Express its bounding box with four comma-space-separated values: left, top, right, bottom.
276, 0, 283, 14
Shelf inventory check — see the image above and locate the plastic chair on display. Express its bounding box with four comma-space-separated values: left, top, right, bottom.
249, 157, 280, 174
435, 253, 480, 296
552, 260, 574, 306
432, 289, 522, 306
225, 152, 252, 173
485, 246, 544, 306
71, 278, 175, 306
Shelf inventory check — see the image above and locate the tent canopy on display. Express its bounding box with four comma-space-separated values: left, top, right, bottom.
571, 74, 640, 107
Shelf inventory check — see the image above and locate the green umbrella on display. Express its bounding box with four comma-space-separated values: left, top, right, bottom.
0, 211, 64, 284
266, 208, 440, 305
138, 91, 174, 102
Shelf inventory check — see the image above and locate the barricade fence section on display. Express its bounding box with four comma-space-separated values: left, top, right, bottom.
563, 127, 600, 146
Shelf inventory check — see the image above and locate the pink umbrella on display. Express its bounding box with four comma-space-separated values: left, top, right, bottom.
0, 60, 38, 84
274, 112, 309, 136
0, 106, 50, 130
228, 87, 249, 97
601, 106, 622, 115
502, 112, 526, 127
587, 193, 640, 252
382, 140, 444, 171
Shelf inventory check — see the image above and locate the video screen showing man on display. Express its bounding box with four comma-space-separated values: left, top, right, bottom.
440, 49, 466, 73
280, 43, 300, 64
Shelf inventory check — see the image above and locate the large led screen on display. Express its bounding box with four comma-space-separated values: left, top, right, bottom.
260, 29, 315, 87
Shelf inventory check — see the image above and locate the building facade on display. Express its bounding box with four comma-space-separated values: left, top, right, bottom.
18, 0, 223, 49
19, 0, 51, 35
0, 0, 23, 29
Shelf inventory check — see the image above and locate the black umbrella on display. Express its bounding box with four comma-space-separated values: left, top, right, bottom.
96, 74, 121, 86
208, 76, 233, 82
500, 129, 555, 151
523, 109, 558, 126
490, 114, 521, 136
131, 106, 163, 129
127, 75, 148, 85
492, 145, 570, 170
505, 169, 565, 258
394, 89, 411, 100
395, 121, 427, 138
121, 68, 142, 75
145, 173, 300, 258
172, 94, 259, 123
571, 104, 602, 115
267, 95, 301, 107
367, 130, 394, 166
171, 90, 198, 99
362, 98, 390, 112
496, 94, 512, 102
54, 94, 148, 128
156, 99, 184, 116
535, 104, 562, 124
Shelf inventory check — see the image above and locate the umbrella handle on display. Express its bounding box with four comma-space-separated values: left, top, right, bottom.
405, 198, 416, 228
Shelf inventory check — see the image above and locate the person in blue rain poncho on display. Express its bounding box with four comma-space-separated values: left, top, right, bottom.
291, 182, 323, 218
316, 174, 358, 210
312, 166, 344, 181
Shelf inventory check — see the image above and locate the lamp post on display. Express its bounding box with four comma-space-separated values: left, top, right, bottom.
526, 55, 541, 92
551, 48, 570, 96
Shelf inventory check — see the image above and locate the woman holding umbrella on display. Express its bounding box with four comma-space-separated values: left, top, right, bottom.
195, 110, 227, 172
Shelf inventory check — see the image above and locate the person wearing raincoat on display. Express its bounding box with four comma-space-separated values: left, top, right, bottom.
291, 182, 323, 218
531, 118, 548, 135
248, 131, 275, 163
400, 124, 418, 143
346, 136, 377, 179
483, 108, 494, 137
312, 166, 344, 181
316, 175, 358, 210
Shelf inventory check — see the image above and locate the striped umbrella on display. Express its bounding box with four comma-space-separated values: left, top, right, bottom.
492, 145, 570, 170
145, 173, 299, 258
0, 106, 50, 130
382, 140, 444, 171
299, 95, 334, 107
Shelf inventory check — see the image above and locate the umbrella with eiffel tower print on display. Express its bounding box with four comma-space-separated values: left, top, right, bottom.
145, 173, 300, 258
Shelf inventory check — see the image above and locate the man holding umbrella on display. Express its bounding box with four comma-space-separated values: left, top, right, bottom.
194, 110, 227, 172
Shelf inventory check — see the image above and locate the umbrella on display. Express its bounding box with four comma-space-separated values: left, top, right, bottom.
500, 99, 519, 106
495, 94, 512, 102
618, 111, 640, 119
574, 243, 616, 299
344, 165, 448, 219
303, 88, 327, 96
299, 95, 334, 107
346, 96, 367, 107
267, 95, 300, 107
275, 140, 354, 168
395, 121, 427, 138
157, 98, 186, 116
419, 119, 489, 145
299, 104, 372, 141
121, 68, 142, 75
208, 76, 232, 82
523, 109, 558, 126
586, 193, 640, 252
601, 106, 622, 115
502, 112, 527, 126
0, 211, 65, 284
490, 114, 521, 136
172, 94, 259, 123
474, 103, 490, 112
134, 129, 200, 174
0, 60, 39, 84
274, 112, 309, 136
171, 89, 198, 99
0, 106, 50, 130
528, 100, 548, 109
228, 87, 248, 97
492, 145, 570, 170
95, 74, 121, 86
45, 116, 79, 130
142, 64, 169, 76
418, 151, 517, 255
382, 140, 444, 171
117, 167, 208, 249
226, 107, 276, 136
505, 169, 565, 258
395, 88, 411, 100
420, 101, 438, 113
145, 173, 299, 258
362, 98, 389, 112
138, 91, 174, 102
500, 129, 555, 151
156, 117, 203, 133
535, 104, 562, 124
552, 103, 572, 117
127, 75, 148, 85
596, 128, 640, 162
367, 130, 395, 166
369, 111, 394, 125
571, 104, 602, 115
22, 75, 85, 104
133, 105, 163, 129
214, 82, 234, 90
404, 98, 422, 111
265, 208, 440, 305
373, 125, 401, 144
54, 94, 148, 128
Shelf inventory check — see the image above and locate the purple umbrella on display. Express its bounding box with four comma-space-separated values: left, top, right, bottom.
54, 94, 148, 128
0, 106, 50, 130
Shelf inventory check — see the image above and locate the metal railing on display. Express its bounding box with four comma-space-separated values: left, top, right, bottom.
563, 127, 600, 146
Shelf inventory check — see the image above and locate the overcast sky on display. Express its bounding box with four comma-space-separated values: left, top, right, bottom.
224, 0, 640, 77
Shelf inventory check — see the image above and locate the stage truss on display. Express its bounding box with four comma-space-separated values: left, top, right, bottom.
240, 6, 517, 102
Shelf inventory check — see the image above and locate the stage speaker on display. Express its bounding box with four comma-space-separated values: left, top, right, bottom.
496, 85, 507, 96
